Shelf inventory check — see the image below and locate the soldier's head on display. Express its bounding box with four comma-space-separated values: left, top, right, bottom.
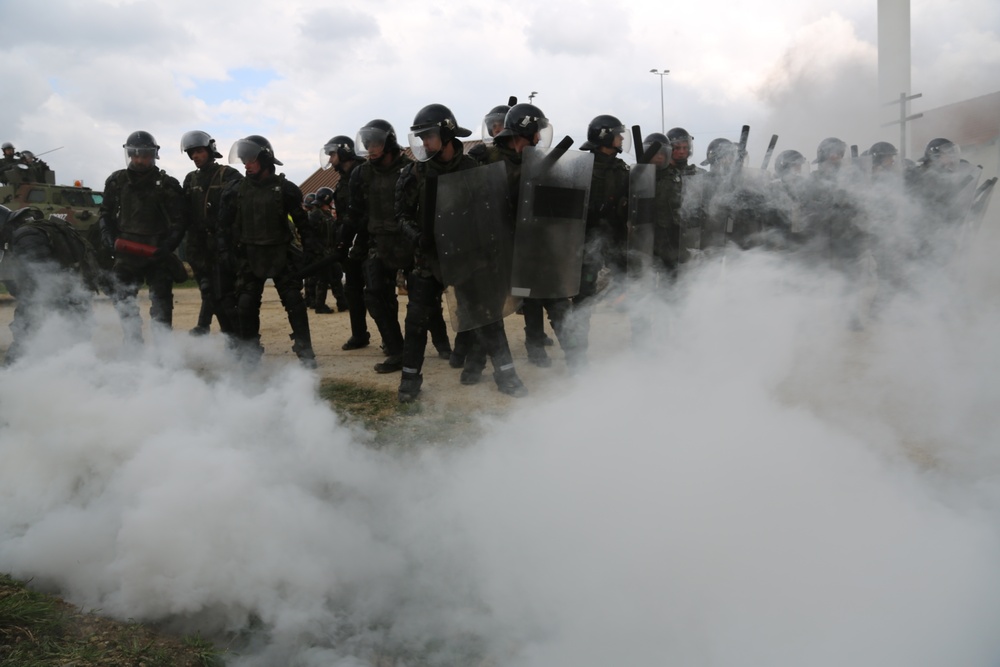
408, 104, 471, 162
868, 141, 898, 172
701, 138, 737, 172
482, 104, 510, 142
124, 131, 160, 172
495, 103, 552, 153
922, 138, 960, 171
19, 150, 35, 164
813, 137, 847, 171
2, 143, 14, 158
229, 135, 282, 179
302, 192, 317, 210
314, 187, 335, 210
321, 135, 357, 172
181, 130, 223, 169
640, 133, 669, 167
775, 150, 807, 178
666, 127, 693, 167
355, 120, 399, 163
581, 115, 630, 156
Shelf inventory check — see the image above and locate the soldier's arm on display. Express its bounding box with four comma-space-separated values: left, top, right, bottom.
395, 163, 422, 244
158, 175, 189, 253
97, 172, 121, 249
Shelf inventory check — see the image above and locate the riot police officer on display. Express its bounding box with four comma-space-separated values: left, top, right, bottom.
307, 186, 347, 314
349, 120, 415, 372
99, 131, 187, 346
480, 102, 577, 369
180, 130, 242, 336
570, 114, 631, 369
396, 103, 526, 402
320, 135, 371, 350
222, 135, 321, 367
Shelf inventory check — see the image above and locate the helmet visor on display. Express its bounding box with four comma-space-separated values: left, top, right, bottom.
408, 127, 442, 162
482, 111, 507, 140
603, 125, 632, 154
355, 127, 389, 158
229, 139, 263, 165
124, 146, 157, 170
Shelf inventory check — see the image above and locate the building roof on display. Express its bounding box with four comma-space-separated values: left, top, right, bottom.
912, 90, 1000, 151
298, 140, 486, 195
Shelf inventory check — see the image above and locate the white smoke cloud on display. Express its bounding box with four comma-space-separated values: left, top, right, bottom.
4, 203, 1000, 665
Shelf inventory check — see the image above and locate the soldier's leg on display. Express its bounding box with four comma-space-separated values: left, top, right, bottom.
479, 320, 527, 397
459, 329, 485, 384
567, 248, 601, 371
191, 265, 213, 334
303, 276, 317, 309
235, 271, 265, 361
398, 272, 440, 401
313, 275, 332, 314
342, 256, 370, 349
522, 297, 551, 367
111, 262, 144, 346
364, 257, 404, 372
147, 262, 174, 336
427, 290, 452, 358
275, 270, 316, 368
213, 265, 239, 336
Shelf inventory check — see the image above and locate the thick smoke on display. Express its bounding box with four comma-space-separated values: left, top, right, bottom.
3, 175, 1000, 665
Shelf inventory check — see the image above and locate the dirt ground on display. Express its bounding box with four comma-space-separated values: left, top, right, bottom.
0, 284, 632, 414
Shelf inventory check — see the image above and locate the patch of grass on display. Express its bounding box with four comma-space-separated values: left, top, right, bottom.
0, 574, 226, 666
319, 378, 401, 428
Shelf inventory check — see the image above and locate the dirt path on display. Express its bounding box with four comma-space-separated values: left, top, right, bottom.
0, 286, 632, 415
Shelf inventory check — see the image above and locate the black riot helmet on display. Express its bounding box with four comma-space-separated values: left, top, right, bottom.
320, 135, 356, 170
494, 103, 553, 148
408, 103, 471, 162
868, 141, 898, 169
314, 187, 335, 208
641, 132, 670, 166
775, 149, 807, 176
580, 114, 631, 154
355, 120, 399, 159
482, 104, 510, 140
229, 135, 283, 167
701, 138, 737, 167
123, 130, 160, 170
813, 137, 847, 164
303, 192, 317, 209
180, 130, 223, 159
923, 138, 960, 164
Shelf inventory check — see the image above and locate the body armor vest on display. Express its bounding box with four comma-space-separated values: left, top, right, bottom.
236, 175, 290, 245
118, 170, 170, 237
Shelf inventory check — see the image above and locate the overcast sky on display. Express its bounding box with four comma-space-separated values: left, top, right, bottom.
2, 0, 998, 191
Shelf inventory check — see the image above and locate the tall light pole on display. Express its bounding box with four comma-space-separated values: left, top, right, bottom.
528, 91, 538, 103
649, 69, 670, 133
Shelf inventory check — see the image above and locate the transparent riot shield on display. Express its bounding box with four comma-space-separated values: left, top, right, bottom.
510, 146, 594, 299
434, 161, 517, 332
627, 163, 655, 277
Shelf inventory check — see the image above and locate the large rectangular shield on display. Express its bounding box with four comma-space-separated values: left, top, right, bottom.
434, 161, 517, 332
510, 147, 594, 299
628, 163, 655, 275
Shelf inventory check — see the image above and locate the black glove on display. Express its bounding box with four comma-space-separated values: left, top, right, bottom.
401, 222, 422, 247
332, 242, 349, 263
98, 218, 118, 251
151, 246, 171, 261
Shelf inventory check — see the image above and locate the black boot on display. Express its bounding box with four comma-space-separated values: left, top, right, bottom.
494, 369, 528, 397
288, 306, 317, 369
398, 371, 422, 403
